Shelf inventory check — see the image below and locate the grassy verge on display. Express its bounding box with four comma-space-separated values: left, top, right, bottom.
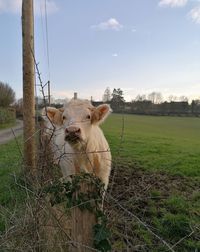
0, 137, 24, 233
0, 121, 16, 130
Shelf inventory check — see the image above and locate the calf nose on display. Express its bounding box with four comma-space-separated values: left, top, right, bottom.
65, 126, 81, 135
65, 126, 81, 142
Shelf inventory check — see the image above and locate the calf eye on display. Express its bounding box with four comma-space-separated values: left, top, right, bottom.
63, 116, 66, 120
86, 115, 91, 120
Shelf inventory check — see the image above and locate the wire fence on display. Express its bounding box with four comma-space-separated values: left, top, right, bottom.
0, 2, 199, 250
0, 81, 199, 251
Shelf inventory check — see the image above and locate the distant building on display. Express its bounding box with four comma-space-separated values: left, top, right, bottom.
54, 98, 69, 105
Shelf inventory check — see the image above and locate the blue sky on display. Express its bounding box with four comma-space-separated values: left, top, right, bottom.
0, 0, 200, 101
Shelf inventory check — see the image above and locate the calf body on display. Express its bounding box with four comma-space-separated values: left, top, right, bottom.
42, 99, 112, 189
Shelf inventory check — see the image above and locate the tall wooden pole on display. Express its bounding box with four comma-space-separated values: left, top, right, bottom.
48, 81, 51, 105
22, 0, 36, 176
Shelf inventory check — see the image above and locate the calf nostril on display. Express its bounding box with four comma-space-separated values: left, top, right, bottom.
65, 128, 69, 134
76, 128, 81, 133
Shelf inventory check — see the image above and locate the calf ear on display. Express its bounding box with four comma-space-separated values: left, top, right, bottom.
91, 104, 111, 125
42, 107, 63, 126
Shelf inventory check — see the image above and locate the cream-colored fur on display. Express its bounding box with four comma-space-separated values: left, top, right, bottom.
42, 99, 112, 190
41, 107, 75, 177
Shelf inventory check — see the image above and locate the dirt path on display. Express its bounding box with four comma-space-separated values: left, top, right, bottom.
0, 120, 23, 145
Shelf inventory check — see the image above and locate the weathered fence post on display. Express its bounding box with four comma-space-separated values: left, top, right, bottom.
70, 182, 97, 252
22, 0, 36, 176
22, 0, 99, 247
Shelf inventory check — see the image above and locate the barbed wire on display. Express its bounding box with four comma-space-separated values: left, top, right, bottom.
1, 44, 199, 251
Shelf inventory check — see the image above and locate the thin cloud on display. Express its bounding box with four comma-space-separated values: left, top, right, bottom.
188, 5, 200, 23
91, 18, 123, 31
0, 0, 21, 13
35, 0, 58, 15
158, 0, 188, 7
0, 0, 58, 15
112, 53, 118, 57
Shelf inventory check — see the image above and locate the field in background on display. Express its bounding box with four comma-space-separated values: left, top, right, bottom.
102, 114, 200, 250
102, 114, 200, 177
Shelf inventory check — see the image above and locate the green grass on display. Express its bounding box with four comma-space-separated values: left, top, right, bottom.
0, 114, 199, 250
0, 137, 24, 232
102, 114, 200, 177
150, 193, 200, 251
0, 121, 16, 130
102, 114, 200, 251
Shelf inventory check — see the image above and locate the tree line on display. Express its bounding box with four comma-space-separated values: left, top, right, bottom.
1, 82, 199, 117
100, 87, 200, 116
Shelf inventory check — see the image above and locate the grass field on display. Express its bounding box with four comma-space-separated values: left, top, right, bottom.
0, 137, 24, 232
102, 114, 200, 251
102, 114, 200, 177
0, 114, 199, 251
0, 121, 16, 130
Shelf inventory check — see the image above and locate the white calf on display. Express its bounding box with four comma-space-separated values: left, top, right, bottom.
42, 99, 112, 190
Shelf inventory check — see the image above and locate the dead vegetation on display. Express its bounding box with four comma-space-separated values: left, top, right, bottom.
0, 73, 199, 251
106, 162, 200, 251
0, 158, 199, 251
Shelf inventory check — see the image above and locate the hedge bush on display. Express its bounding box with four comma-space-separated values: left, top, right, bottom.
0, 107, 16, 124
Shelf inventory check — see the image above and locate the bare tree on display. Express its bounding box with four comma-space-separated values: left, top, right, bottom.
135, 94, 146, 101
148, 92, 163, 104
0, 82, 15, 107
102, 87, 111, 102
168, 95, 178, 102
179, 96, 188, 102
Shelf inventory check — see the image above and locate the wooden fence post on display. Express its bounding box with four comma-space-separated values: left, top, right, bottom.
22, 0, 36, 176
70, 182, 97, 252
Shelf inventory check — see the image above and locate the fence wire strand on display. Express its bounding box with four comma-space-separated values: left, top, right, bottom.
1, 52, 199, 251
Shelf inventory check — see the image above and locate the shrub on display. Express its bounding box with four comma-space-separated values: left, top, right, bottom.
0, 107, 16, 124
0, 82, 15, 107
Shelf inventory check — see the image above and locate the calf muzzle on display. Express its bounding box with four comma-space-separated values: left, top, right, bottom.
64, 126, 81, 143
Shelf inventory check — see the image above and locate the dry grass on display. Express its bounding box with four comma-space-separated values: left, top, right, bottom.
1, 160, 199, 251
106, 163, 200, 251
0, 113, 199, 251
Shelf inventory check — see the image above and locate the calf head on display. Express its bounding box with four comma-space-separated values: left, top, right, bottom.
62, 99, 111, 148
44, 99, 111, 149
